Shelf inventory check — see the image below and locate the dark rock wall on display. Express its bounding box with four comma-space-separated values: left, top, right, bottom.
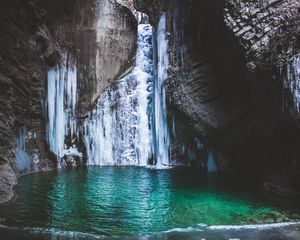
135, 0, 300, 195
0, 0, 137, 203
224, 0, 300, 69
0, 0, 59, 203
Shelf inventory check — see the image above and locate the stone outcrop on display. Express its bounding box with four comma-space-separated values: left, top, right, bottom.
0, 163, 17, 204
116, 0, 136, 15
0, 0, 137, 203
135, 0, 300, 195
133, 0, 162, 24
224, 0, 300, 69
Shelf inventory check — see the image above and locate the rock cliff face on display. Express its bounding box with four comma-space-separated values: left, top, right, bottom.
224, 0, 300, 69
0, 0, 137, 203
0, 0, 58, 203
49, 0, 137, 117
134, 0, 300, 195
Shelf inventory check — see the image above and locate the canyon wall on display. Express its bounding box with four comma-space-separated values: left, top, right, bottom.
134, 0, 300, 195
1, 0, 299, 204
0, 0, 58, 204
0, 0, 137, 203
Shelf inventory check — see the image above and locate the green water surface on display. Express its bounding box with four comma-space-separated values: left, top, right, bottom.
0, 167, 299, 238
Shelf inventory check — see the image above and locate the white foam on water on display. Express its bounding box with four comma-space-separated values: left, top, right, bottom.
0, 225, 107, 239
207, 222, 300, 230
164, 227, 204, 233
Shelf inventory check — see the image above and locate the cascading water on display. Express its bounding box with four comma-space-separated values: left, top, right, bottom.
84, 21, 154, 166
47, 54, 80, 167
154, 13, 170, 167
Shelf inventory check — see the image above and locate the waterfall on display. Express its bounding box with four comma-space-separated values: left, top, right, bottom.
154, 13, 170, 167
84, 22, 154, 166
47, 54, 80, 167
282, 54, 300, 112
47, 14, 172, 168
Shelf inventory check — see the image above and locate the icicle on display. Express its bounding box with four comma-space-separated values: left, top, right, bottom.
154, 12, 170, 168
283, 54, 300, 112
15, 127, 31, 173
65, 62, 78, 139
207, 152, 218, 173
47, 66, 65, 161
47, 54, 79, 167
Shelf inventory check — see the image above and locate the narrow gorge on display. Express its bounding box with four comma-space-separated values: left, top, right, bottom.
0, 0, 300, 239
